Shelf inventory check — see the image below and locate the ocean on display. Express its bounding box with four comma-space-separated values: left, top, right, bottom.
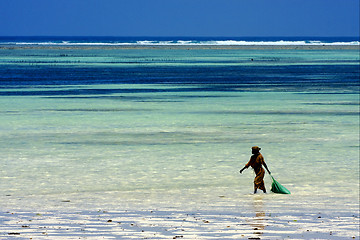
0, 37, 359, 239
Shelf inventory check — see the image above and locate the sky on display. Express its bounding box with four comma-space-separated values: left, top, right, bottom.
0, 0, 359, 37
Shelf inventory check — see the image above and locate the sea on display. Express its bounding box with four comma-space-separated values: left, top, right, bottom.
0, 37, 359, 239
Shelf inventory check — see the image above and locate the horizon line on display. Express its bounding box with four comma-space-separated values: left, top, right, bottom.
0, 35, 359, 38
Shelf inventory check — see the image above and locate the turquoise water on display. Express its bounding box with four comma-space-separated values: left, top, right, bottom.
0, 46, 359, 217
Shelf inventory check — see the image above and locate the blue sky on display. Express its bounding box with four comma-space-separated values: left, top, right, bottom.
0, 0, 359, 37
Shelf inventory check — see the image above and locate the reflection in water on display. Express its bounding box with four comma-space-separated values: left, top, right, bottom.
250, 195, 266, 237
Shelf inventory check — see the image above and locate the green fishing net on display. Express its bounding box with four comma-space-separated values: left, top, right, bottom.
270, 175, 291, 194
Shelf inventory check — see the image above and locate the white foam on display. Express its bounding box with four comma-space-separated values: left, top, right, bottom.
3, 39, 359, 46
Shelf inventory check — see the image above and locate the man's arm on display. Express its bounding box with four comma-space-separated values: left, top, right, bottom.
263, 162, 271, 175
239, 166, 248, 174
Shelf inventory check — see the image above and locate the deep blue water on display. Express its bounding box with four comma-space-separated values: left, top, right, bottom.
0, 64, 359, 94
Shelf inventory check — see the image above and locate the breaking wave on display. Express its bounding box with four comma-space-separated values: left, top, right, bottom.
1, 37, 359, 46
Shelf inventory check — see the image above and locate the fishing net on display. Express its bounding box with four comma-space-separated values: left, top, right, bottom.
270, 175, 291, 194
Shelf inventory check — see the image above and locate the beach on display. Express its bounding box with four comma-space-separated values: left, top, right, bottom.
1, 190, 359, 239
0, 39, 359, 239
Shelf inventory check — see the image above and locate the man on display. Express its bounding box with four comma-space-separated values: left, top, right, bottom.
240, 146, 271, 194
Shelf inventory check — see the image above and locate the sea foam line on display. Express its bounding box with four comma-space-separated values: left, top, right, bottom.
4, 40, 360, 46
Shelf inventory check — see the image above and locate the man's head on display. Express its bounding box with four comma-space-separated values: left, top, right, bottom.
252, 146, 261, 154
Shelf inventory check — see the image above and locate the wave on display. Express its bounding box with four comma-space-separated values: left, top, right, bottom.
1, 38, 359, 46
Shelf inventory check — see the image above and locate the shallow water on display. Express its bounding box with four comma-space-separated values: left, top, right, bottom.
0, 45, 359, 238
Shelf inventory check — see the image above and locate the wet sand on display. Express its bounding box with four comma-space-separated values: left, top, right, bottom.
1, 191, 359, 239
